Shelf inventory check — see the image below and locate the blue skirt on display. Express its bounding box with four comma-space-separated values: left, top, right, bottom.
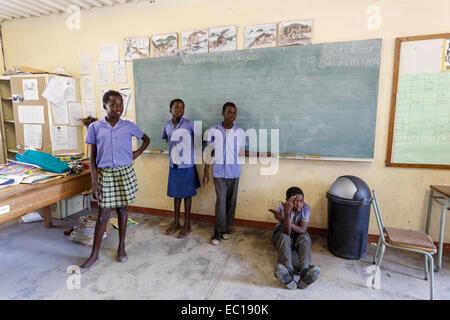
167, 165, 201, 198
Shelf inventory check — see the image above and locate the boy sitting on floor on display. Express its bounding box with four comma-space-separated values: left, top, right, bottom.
269, 187, 320, 290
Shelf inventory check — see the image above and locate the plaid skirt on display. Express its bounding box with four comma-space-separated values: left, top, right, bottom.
98, 164, 138, 208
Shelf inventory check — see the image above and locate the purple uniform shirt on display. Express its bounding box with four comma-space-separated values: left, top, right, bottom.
85, 118, 144, 168
272, 203, 311, 236
162, 117, 196, 169
206, 123, 247, 179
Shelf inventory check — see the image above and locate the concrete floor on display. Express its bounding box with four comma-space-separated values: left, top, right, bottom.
1, 210, 450, 300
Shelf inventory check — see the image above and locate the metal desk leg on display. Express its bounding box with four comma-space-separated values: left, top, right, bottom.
425, 189, 434, 235
436, 199, 450, 272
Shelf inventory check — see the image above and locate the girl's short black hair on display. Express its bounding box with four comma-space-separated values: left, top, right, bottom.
170, 98, 185, 110
102, 90, 123, 105
222, 101, 236, 112
286, 187, 304, 199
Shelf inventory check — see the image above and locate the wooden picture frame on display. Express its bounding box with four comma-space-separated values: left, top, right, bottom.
386, 33, 450, 169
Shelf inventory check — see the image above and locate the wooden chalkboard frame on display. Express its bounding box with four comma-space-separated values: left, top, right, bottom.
386, 33, 450, 169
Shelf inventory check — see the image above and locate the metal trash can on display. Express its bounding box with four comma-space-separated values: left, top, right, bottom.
326, 175, 372, 259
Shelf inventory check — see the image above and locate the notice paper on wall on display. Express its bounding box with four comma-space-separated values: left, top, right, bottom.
80, 53, 93, 75
100, 87, 112, 99
99, 44, 119, 62
81, 76, 95, 100
118, 87, 132, 113
18, 105, 45, 124
64, 78, 77, 102
23, 124, 42, 149
22, 79, 39, 100
50, 126, 69, 151
83, 100, 96, 118
51, 102, 69, 125
67, 126, 78, 150
68, 102, 82, 126
113, 60, 127, 84
97, 62, 111, 86
42, 76, 71, 105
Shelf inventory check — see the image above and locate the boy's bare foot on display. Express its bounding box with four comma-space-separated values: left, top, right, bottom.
165, 222, 180, 235
79, 256, 99, 274
177, 226, 191, 239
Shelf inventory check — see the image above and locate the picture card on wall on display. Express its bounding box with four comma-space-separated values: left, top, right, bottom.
278, 20, 313, 46
244, 24, 277, 49
181, 30, 208, 54
208, 26, 237, 52
151, 33, 178, 57
124, 38, 150, 60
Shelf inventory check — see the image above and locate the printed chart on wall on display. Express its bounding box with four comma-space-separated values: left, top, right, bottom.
387, 34, 450, 168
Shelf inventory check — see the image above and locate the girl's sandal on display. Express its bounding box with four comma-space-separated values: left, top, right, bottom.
165, 223, 180, 235
177, 228, 191, 239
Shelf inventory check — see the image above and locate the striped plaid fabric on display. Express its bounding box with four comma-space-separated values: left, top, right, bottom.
98, 164, 138, 208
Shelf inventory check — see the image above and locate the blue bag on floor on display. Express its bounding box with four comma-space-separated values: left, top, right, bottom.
15, 150, 70, 173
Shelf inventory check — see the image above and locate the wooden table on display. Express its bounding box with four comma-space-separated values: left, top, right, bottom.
425, 185, 450, 272
0, 170, 92, 227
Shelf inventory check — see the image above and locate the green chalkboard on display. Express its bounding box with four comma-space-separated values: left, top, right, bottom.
134, 38, 381, 158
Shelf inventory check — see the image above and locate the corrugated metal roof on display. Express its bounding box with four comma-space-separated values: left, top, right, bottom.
0, 0, 142, 22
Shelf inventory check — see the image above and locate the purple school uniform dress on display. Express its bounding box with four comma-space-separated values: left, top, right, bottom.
162, 118, 200, 198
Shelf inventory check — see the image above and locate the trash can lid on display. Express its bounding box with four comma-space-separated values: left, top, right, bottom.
328, 175, 371, 201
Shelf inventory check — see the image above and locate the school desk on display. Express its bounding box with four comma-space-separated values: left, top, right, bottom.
425, 185, 450, 272
0, 170, 91, 227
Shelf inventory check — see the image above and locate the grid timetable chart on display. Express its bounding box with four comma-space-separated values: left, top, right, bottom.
389, 36, 450, 166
